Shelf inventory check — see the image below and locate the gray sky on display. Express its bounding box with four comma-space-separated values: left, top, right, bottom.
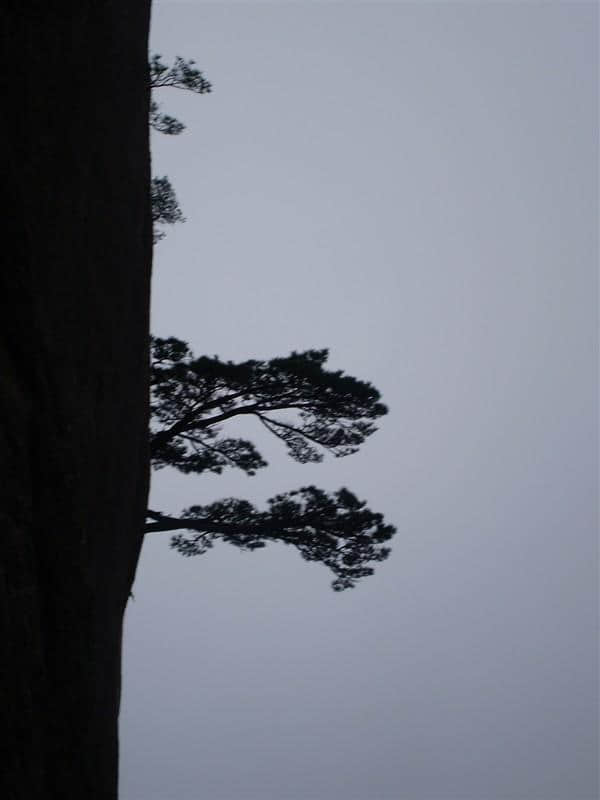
121, 3, 598, 799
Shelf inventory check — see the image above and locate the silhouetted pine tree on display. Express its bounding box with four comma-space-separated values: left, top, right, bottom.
147, 337, 395, 590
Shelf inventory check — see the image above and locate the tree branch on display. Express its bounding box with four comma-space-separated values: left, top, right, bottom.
144, 510, 277, 537
258, 414, 329, 450
182, 434, 238, 467
151, 401, 301, 453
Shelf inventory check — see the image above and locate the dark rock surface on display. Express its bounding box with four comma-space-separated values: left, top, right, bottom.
0, 5, 152, 798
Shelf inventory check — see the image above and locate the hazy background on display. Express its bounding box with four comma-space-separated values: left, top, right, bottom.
121, 3, 598, 799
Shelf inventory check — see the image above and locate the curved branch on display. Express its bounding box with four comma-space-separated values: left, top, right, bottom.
150, 402, 297, 454
144, 510, 277, 537
258, 414, 330, 450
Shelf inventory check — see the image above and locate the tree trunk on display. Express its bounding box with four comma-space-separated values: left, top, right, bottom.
0, 4, 151, 798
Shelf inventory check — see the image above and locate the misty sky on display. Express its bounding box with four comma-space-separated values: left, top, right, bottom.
121, 3, 598, 799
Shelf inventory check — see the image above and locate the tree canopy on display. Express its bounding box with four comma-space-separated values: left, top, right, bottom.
150, 337, 388, 471
147, 55, 395, 591
147, 337, 395, 590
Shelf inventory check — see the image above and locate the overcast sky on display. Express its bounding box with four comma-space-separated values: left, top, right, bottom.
121, 3, 598, 799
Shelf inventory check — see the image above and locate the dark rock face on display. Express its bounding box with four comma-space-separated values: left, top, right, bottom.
0, 5, 152, 798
